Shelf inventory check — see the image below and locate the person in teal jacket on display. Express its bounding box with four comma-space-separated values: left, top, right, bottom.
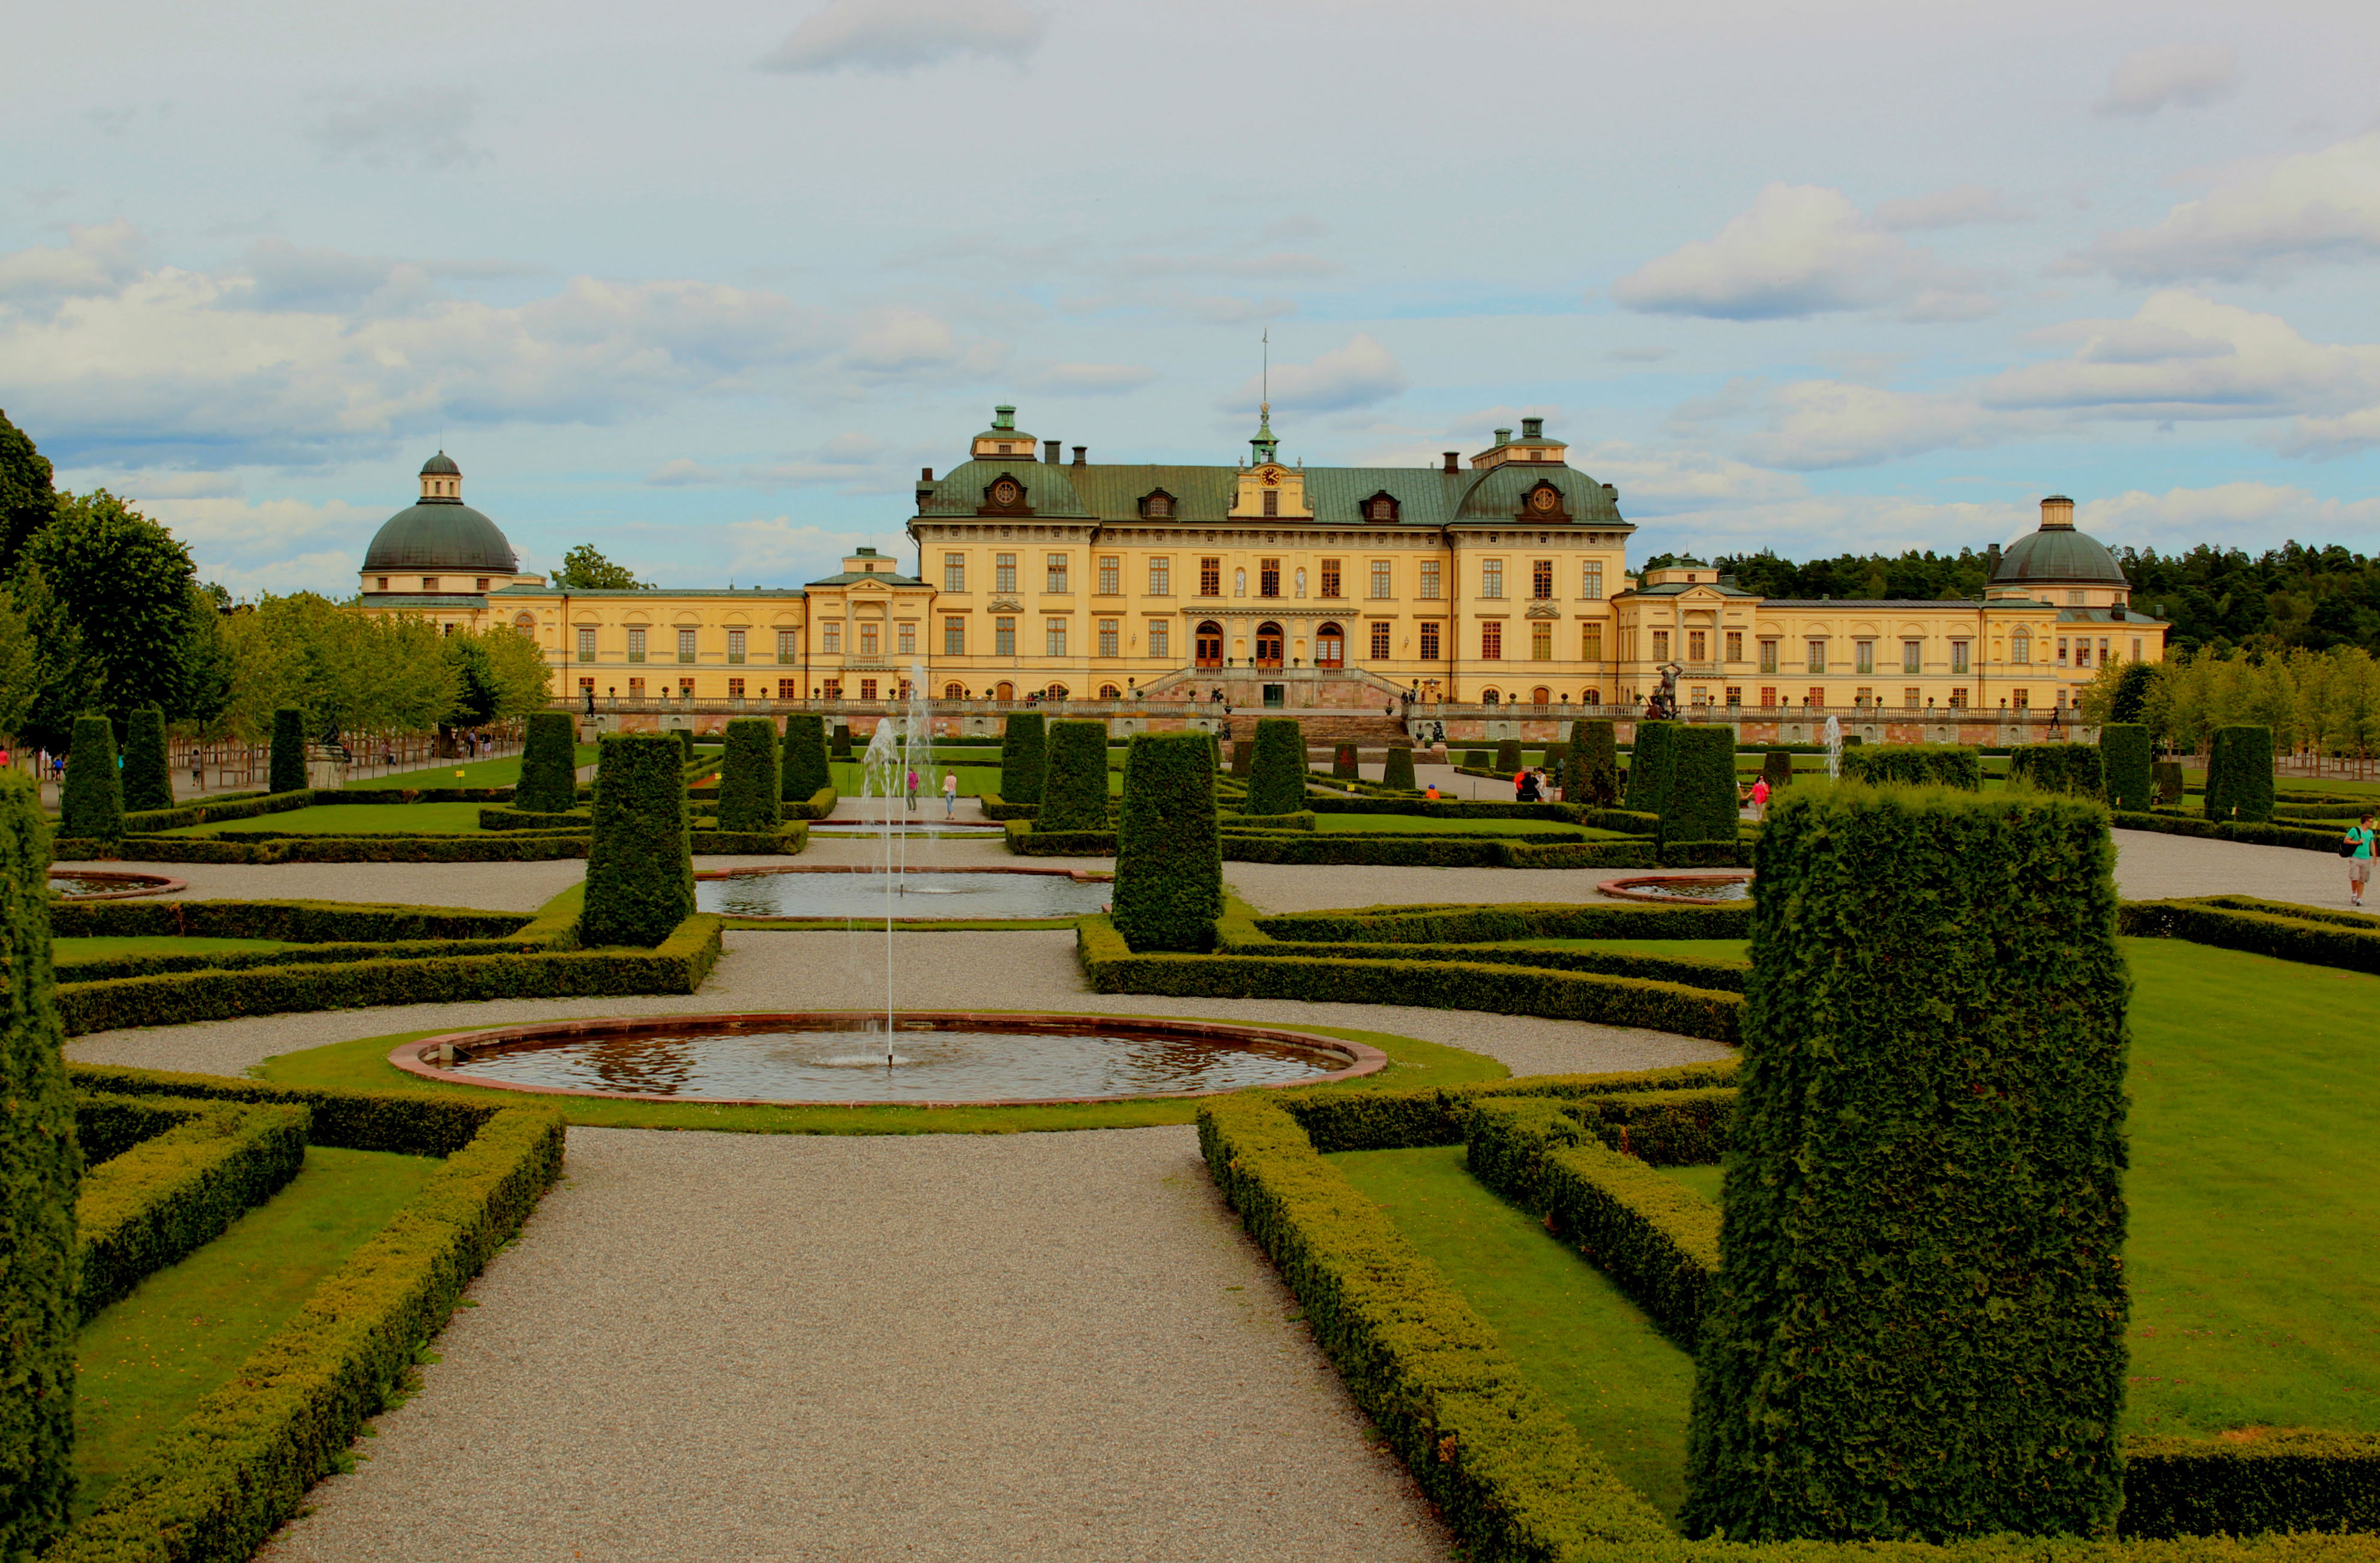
2348, 811, 2375, 908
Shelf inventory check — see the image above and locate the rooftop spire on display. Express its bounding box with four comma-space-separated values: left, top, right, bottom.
1250, 327, 1279, 465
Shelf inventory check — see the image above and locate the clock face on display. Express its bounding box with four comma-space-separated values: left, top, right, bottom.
1261, 469, 1281, 487
1531, 487, 1558, 512
993, 480, 1020, 505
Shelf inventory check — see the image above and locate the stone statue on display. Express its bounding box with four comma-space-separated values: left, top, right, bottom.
1644, 661, 1681, 721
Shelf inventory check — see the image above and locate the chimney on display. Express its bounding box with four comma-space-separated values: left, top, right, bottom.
920, 466, 933, 483
1072, 445, 1086, 466
1495, 427, 1513, 445
1442, 451, 1459, 474
2040, 494, 2076, 529
1043, 439, 1061, 465
993, 405, 1016, 430
1521, 417, 1544, 440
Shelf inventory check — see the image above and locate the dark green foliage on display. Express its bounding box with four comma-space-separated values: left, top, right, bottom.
1111, 732, 1222, 953
0, 770, 77, 1558
20, 489, 208, 730
714, 718, 781, 832
1038, 720, 1111, 832
1760, 750, 1793, 791
2152, 760, 2184, 806
514, 711, 578, 813
53, 898, 528, 944
673, 727, 695, 765
1332, 742, 1359, 780
2119, 895, 2380, 976
780, 714, 830, 801
1381, 745, 1415, 791
548, 543, 649, 589
2008, 742, 2106, 798
1660, 726, 1738, 848
1244, 718, 1307, 816
62, 712, 124, 840
1259, 900, 1746, 944
1216, 833, 1659, 869
1566, 719, 1619, 807
120, 706, 173, 813
2121, 1432, 2380, 1537
1623, 720, 1678, 813
1684, 788, 2128, 1542
1463, 748, 1489, 768
999, 712, 1046, 804
1544, 741, 1569, 771
1493, 737, 1522, 773
1231, 739, 1253, 775
831, 723, 852, 759
268, 706, 307, 795
2109, 660, 2157, 724
0, 406, 56, 573
1837, 741, 1981, 789
579, 733, 693, 948
2203, 724, 2276, 822
1245, 929, 1744, 992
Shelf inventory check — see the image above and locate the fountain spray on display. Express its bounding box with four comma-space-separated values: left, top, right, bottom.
857, 666, 942, 1065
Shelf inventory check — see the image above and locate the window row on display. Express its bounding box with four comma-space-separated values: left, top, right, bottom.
933, 553, 1608, 602
571, 628, 801, 664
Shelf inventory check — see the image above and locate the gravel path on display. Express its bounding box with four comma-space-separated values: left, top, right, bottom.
258, 1125, 1449, 1563
2107, 827, 2366, 910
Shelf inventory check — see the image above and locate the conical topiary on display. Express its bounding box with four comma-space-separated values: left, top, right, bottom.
1493, 737, 1522, 774
1244, 718, 1306, 816
716, 717, 782, 832
1381, 744, 1415, 791
121, 705, 174, 813
781, 713, 830, 802
268, 706, 307, 795
1332, 742, 1358, 780
61, 714, 122, 840
1112, 731, 1222, 952
514, 711, 579, 813
1038, 720, 1110, 832
1565, 719, 1619, 807
999, 712, 1046, 804
579, 732, 693, 948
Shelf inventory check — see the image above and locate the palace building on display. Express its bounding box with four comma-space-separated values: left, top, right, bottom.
355, 408, 2166, 730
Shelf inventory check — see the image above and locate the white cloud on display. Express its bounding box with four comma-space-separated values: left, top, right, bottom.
0, 221, 151, 304
309, 87, 489, 170
2079, 483, 2380, 553
840, 305, 999, 376
1871, 184, 2030, 231
645, 459, 726, 486
1981, 292, 2380, 422
2080, 132, 2380, 282
1023, 361, 1155, 394
1735, 381, 2003, 470
720, 516, 888, 582
97, 492, 385, 597
1612, 183, 1995, 322
761, 0, 1044, 74
1220, 333, 1406, 415
2277, 405, 2380, 460
2095, 44, 2240, 116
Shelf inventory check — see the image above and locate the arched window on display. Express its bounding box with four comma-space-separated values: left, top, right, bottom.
1531, 687, 1551, 705
1143, 493, 1173, 519
1098, 684, 1121, 699
1583, 688, 1601, 706
944, 682, 966, 700
1195, 621, 1224, 667
994, 681, 1015, 702
2011, 630, 2031, 664
1315, 622, 1344, 669
1255, 621, 1285, 667
1482, 688, 1501, 706
513, 612, 535, 638
1046, 683, 1068, 701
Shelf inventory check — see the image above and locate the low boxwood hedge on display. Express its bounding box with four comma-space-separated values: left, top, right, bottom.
1838, 742, 1982, 789
1276, 1061, 1744, 1153
56, 832, 600, 865
2109, 811, 2351, 855
2009, 742, 2106, 797
1223, 927, 1746, 992
2205, 724, 2276, 822
975, 792, 1038, 821
1002, 820, 1118, 856
2120, 895, 2380, 974
53, 898, 531, 944
1256, 900, 1750, 944
1213, 833, 1660, 869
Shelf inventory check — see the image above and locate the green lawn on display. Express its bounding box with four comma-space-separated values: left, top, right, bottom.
1508, 938, 1752, 962
1312, 815, 1616, 837
71, 1146, 439, 1519
160, 801, 495, 837
355, 743, 600, 790
56, 936, 298, 966
1331, 1143, 1698, 1520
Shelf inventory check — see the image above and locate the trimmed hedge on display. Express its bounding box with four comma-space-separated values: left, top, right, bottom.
122, 706, 173, 813
1684, 786, 2128, 1542
1623, 720, 1678, 813
2120, 895, 2380, 975
64, 712, 124, 840
0, 769, 77, 1558
1245, 718, 1307, 816
2152, 760, 2185, 806
1759, 750, 1792, 792
2122, 1432, 2380, 1538
53, 897, 529, 944
2107, 811, 2349, 855
1568, 719, 1619, 807
1837, 742, 1981, 790
2101, 723, 2152, 813
1038, 720, 1112, 833
2204, 724, 2276, 822
673, 727, 695, 765
1662, 726, 1738, 849
1112, 732, 1222, 953
1002, 820, 1117, 857
782, 714, 830, 802
65, 1066, 519, 1156
716, 717, 782, 833
1331, 742, 1359, 780
1214, 833, 1660, 870
59, 833, 600, 866
2009, 742, 2106, 798
1280, 1060, 1743, 1153
1258, 900, 1750, 944
268, 707, 307, 795
1234, 933, 1744, 991
831, 722, 852, 759
1381, 744, 1415, 791
1568, 1086, 1737, 1164
514, 711, 579, 813
1493, 737, 1522, 773
999, 712, 1047, 804
579, 732, 693, 948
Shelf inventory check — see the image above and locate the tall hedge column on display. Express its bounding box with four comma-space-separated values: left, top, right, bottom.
579, 733, 693, 948
1659, 726, 1738, 854
2202, 724, 2275, 822
61, 714, 123, 841
1567, 718, 1618, 807
716, 717, 782, 831
0, 770, 80, 1558
999, 712, 1046, 805
514, 711, 578, 813
1244, 717, 1306, 816
1381, 744, 1415, 791
781, 714, 830, 805
1038, 720, 1111, 832
2100, 723, 2151, 813
1623, 719, 1678, 814
1112, 731, 1222, 952
121, 706, 173, 813
268, 706, 307, 794
1683, 788, 2128, 1541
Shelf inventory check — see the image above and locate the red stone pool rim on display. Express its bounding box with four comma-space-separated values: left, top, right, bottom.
388, 1010, 1386, 1108
48, 869, 188, 901
1595, 872, 1754, 903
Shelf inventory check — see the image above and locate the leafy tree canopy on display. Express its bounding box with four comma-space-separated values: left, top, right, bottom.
549, 544, 650, 590
0, 408, 56, 575
17, 490, 207, 729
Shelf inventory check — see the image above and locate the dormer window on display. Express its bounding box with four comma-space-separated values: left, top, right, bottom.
1522, 482, 1567, 520
1140, 490, 1175, 519
1363, 492, 1400, 523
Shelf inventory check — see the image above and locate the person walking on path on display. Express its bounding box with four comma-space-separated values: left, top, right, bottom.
2348, 811, 2376, 908
1516, 769, 1542, 803
905, 766, 920, 813
942, 771, 959, 819
1750, 775, 1771, 822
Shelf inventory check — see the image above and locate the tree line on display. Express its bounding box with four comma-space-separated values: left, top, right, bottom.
2077, 645, 2380, 760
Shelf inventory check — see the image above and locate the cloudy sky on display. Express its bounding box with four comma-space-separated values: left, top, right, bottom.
5, 0, 2378, 596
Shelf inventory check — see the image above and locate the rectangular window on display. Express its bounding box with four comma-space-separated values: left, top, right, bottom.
1652, 630, 1671, 660
1760, 687, 1777, 709
1854, 640, 1873, 674
1097, 555, 1119, 595
944, 553, 966, 592
1531, 559, 1554, 599
1481, 622, 1502, 660
897, 622, 915, 657
994, 618, 1016, 657
1902, 640, 1922, 673
1370, 621, 1391, 658
2098, 637, 2110, 665
821, 624, 841, 655
1198, 556, 1221, 597
1950, 687, 1968, 709
727, 629, 746, 664
1724, 631, 1741, 662
1098, 619, 1119, 658
1262, 489, 1278, 517
728, 678, 744, 699
1582, 561, 1603, 600
1149, 621, 1169, 659
2013, 687, 2030, 710
679, 678, 696, 695
1046, 553, 1068, 593
421, 577, 438, 591
577, 627, 596, 661
1372, 560, 1395, 599
1807, 687, 1825, 708
627, 628, 646, 663
1420, 621, 1441, 660
1951, 640, 1971, 674
1531, 622, 1552, 660
1259, 558, 1280, 597
1855, 687, 1873, 708
777, 630, 798, 664
861, 679, 876, 702
779, 678, 797, 700
1046, 619, 1067, 657
1758, 639, 1778, 674
1688, 630, 1707, 662
995, 553, 1017, 593
676, 628, 697, 664
1690, 687, 1711, 708
1419, 561, 1441, 600
1582, 622, 1603, 661
628, 677, 645, 699
1725, 687, 1742, 707
944, 617, 965, 655
858, 624, 878, 657
820, 679, 838, 700
2057, 637, 2070, 664
1148, 556, 1171, 595
376, 576, 390, 591
1905, 687, 1921, 708
2131, 637, 2142, 661
1805, 638, 1827, 673
1321, 559, 1342, 598
1481, 559, 1505, 599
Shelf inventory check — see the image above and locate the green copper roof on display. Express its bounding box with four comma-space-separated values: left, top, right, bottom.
918, 457, 1627, 529
363, 501, 518, 573
916, 460, 1093, 519
1990, 524, 2127, 586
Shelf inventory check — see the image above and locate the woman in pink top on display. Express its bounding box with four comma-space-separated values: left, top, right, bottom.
1750, 775, 1770, 822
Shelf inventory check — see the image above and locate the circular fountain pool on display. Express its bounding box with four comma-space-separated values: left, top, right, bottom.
1597, 872, 1753, 903
695, 866, 1110, 921
395, 1012, 1381, 1105
805, 821, 1007, 839
49, 869, 187, 900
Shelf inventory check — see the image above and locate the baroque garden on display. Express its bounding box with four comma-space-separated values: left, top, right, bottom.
3, 404, 2378, 1563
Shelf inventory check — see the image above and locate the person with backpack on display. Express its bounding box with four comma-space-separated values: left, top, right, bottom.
2348, 811, 2376, 908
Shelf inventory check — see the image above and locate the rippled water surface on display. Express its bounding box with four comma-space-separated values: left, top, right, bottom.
49, 875, 156, 897
1625, 878, 1752, 902
697, 870, 1109, 919
438, 1018, 1334, 1101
